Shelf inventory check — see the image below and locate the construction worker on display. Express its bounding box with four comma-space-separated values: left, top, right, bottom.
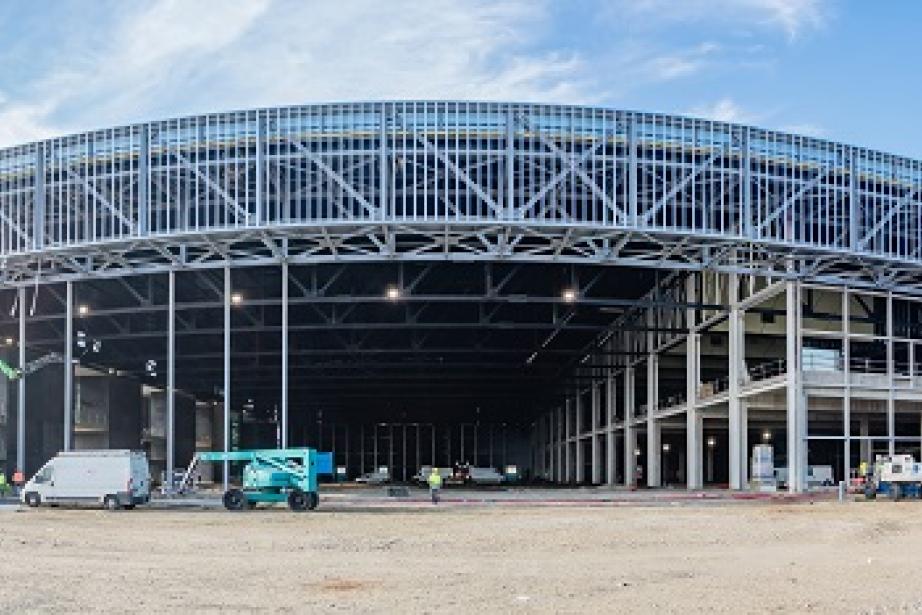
859, 460, 869, 481
0, 472, 8, 497
428, 467, 443, 505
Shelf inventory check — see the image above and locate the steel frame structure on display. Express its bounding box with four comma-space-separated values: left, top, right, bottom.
4, 101, 922, 493
0, 101, 920, 293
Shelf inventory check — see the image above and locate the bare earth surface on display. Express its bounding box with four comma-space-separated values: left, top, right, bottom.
1, 497, 920, 613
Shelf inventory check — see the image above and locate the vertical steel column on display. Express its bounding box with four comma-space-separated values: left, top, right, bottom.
887, 292, 895, 456
564, 400, 572, 482
17, 287, 26, 474
281, 261, 289, 448
686, 276, 703, 489
842, 289, 851, 481
223, 267, 231, 490
575, 393, 584, 484
786, 280, 805, 492
166, 270, 176, 487
606, 368, 617, 486
646, 353, 661, 487
591, 383, 601, 484
63, 281, 73, 451
728, 271, 743, 489
624, 366, 636, 487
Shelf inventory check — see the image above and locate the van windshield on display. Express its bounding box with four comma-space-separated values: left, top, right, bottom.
34, 464, 54, 483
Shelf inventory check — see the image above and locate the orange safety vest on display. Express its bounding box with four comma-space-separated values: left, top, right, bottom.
12, 470, 24, 485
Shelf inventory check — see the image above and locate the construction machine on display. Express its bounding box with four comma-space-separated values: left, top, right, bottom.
177, 448, 331, 511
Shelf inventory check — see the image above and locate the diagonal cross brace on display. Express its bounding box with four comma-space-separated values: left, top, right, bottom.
287, 140, 378, 218
175, 154, 250, 223
66, 168, 133, 229
640, 152, 720, 225
858, 188, 919, 248
413, 135, 504, 217
756, 168, 832, 233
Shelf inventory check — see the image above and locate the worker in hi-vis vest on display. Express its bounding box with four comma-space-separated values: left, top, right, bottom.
428, 467, 443, 505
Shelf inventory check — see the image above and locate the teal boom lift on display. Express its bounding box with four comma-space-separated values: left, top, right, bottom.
179, 448, 326, 511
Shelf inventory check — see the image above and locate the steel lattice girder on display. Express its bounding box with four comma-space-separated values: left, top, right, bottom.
1, 102, 921, 294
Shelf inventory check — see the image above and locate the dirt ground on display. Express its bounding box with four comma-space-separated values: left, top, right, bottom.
1, 499, 921, 613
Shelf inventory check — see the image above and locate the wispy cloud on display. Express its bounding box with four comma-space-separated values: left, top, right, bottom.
0, 0, 595, 147
607, 0, 829, 39
687, 98, 761, 124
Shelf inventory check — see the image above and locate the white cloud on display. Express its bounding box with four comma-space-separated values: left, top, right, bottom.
606, 0, 829, 39
687, 98, 760, 124
0, 0, 596, 147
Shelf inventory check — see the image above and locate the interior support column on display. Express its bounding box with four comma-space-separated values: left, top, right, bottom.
686, 276, 702, 489
575, 393, 584, 484
591, 382, 601, 484
223, 266, 231, 490
606, 369, 617, 486
728, 271, 743, 489
63, 281, 73, 451
646, 353, 660, 487
281, 260, 289, 449
17, 287, 25, 474
166, 270, 175, 488
786, 280, 805, 492
624, 366, 636, 487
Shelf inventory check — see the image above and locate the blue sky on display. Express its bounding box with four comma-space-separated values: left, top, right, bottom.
0, 0, 920, 158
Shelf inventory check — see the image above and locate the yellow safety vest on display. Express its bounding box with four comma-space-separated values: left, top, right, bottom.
428, 473, 442, 488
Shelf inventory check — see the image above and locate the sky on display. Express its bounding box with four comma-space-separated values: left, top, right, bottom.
0, 0, 920, 158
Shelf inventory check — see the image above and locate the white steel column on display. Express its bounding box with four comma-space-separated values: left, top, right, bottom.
223, 266, 231, 490
786, 281, 805, 492
166, 270, 176, 487
887, 292, 895, 456
728, 271, 743, 489
624, 366, 636, 487
281, 261, 289, 448
842, 289, 851, 481
556, 406, 564, 483
63, 281, 73, 451
606, 369, 617, 486
566, 400, 574, 482
686, 277, 702, 489
646, 353, 660, 488
16, 287, 25, 474
591, 382, 601, 484
575, 393, 584, 483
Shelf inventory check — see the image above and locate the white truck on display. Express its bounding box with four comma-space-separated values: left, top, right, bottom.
21, 450, 151, 510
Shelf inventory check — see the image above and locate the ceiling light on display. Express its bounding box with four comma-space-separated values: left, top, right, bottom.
231, 293, 243, 305
385, 285, 401, 301
562, 288, 577, 303
78, 304, 89, 316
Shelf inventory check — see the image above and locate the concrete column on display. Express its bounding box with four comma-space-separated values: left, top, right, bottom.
728, 271, 743, 489
786, 280, 806, 492
606, 370, 617, 486
624, 367, 636, 486
591, 383, 601, 484
646, 353, 660, 487
556, 406, 564, 483
686, 275, 702, 490
63, 281, 73, 451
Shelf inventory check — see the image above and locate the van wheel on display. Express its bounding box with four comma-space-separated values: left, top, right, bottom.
123, 504, 136, 511
24, 492, 41, 508
104, 495, 120, 511
223, 489, 246, 511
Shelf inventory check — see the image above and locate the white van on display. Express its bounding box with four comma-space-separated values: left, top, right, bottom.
22, 450, 151, 510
